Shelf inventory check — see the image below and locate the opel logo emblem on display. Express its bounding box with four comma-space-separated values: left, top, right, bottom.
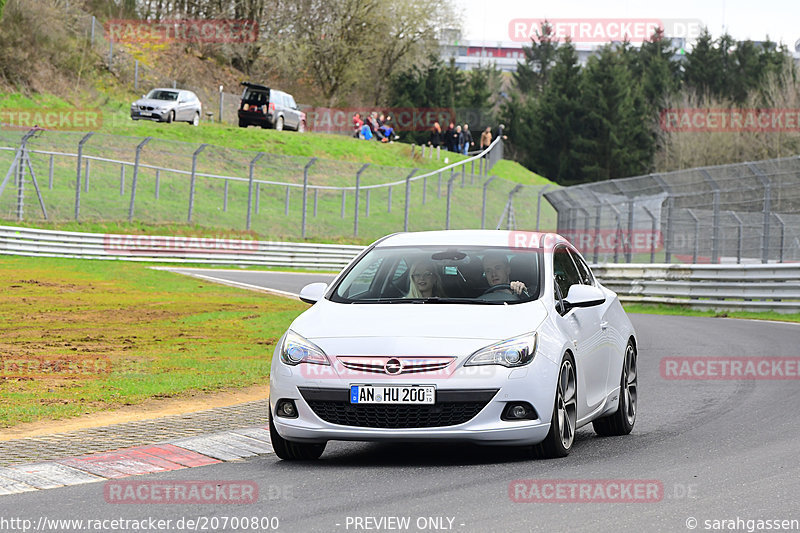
384, 358, 402, 375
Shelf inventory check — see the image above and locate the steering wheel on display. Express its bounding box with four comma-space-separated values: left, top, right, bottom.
482, 283, 512, 295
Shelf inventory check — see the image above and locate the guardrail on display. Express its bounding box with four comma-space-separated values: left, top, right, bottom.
3, 225, 798, 312
593, 263, 800, 312
0, 225, 364, 270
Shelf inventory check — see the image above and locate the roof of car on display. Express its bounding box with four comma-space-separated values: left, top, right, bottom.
375, 230, 569, 250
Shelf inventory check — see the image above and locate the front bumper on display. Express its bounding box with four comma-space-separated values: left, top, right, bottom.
131, 110, 170, 121
269, 355, 558, 446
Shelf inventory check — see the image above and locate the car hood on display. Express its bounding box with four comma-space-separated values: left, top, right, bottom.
133, 98, 176, 108
290, 298, 548, 344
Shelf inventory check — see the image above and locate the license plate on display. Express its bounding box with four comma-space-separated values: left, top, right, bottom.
350, 385, 435, 405
141, 112, 152, 117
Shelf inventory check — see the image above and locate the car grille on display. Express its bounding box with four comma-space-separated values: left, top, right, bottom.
337, 356, 455, 375
298, 388, 497, 429
139, 106, 155, 111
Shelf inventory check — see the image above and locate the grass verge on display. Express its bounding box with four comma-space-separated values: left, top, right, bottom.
0, 256, 307, 427
622, 302, 800, 323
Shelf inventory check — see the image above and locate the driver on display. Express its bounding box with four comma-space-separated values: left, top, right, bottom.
482, 252, 527, 296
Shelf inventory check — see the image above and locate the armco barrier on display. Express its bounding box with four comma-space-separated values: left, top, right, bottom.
0, 226, 364, 270
593, 263, 800, 312
2, 226, 798, 312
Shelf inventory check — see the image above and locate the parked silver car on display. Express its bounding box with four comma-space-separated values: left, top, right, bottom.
130, 89, 202, 125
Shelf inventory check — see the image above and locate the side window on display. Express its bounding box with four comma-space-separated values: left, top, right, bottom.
553, 246, 581, 301
286, 95, 297, 109
569, 249, 595, 286
342, 257, 384, 299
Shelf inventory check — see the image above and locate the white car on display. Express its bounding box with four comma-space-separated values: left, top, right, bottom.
130, 88, 202, 125
269, 230, 638, 460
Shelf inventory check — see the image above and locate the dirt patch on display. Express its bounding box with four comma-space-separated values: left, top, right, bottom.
0, 383, 270, 441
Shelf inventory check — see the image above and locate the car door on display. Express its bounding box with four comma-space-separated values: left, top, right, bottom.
176, 91, 190, 121
285, 94, 300, 129
551, 245, 607, 418
570, 248, 622, 397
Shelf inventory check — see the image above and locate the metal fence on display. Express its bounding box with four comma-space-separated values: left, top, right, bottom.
544, 156, 800, 264
0, 127, 556, 242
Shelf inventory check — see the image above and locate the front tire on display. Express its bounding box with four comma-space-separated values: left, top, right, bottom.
533, 353, 577, 458
593, 340, 637, 436
297, 120, 306, 133
165, 110, 174, 123
269, 412, 326, 460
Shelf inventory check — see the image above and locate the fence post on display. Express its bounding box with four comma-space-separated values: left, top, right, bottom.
218, 85, 224, 124
353, 163, 369, 237
471, 159, 475, 184
313, 188, 318, 217
686, 209, 699, 264
774, 213, 786, 263
48, 154, 54, 190
255, 183, 260, 214
642, 206, 657, 263
422, 176, 427, 204
700, 170, 721, 264
536, 185, 550, 231
341, 190, 346, 218
223, 180, 229, 211
155, 169, 160, 199
445, 172, 458, 229
481, 176, 497, 230
74, 132, 94, 220
729, 211, 743, 264
119, 164, 125, 196
284, 186, 290, 215
246, 152, 265, 230
301, 157, 317, 239
128, 136, 152, 222
625, 199, 634, 263
403, 169, 417, 232
90, 15, 95, 44
187, 143, 207, 223
134, 59, 139, 91
747, 163, 772, 264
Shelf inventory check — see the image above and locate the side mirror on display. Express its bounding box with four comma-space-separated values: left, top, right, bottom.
299, 282, 328, 304
563, 284, 605, 310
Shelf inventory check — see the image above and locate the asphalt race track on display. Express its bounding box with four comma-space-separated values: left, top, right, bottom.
3, 269, 799, 533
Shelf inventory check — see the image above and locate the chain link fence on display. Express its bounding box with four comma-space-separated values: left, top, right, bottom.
544, 156, 800, 264
0, 128, 557, 242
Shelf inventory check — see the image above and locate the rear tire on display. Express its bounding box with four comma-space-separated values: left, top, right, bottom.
191, 112, 199, 126
593, 340, 637, 436
275, 116, 284, 131
269, 412, 325, 460
533, 353, 577, 458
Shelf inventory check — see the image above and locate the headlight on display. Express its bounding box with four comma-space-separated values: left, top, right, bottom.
280, 330, 330, 366
465, 332, 537, 368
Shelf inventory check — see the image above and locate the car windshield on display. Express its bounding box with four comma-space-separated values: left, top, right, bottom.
330, 245, 541, 305
146, 90, 179, 101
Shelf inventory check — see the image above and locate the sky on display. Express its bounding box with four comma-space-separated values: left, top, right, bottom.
456, 0, 800, 50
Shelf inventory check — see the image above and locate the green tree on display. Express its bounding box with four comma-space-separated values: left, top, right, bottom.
513, 21, 558, 95
573, 44, 653, 182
